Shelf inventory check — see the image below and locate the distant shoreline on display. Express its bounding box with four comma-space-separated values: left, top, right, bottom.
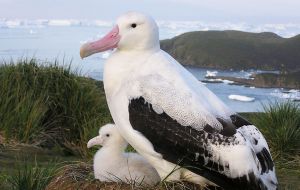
203, 72, 300, 90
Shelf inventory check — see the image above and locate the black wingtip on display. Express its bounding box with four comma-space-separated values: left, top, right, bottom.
230, 114, 252, 128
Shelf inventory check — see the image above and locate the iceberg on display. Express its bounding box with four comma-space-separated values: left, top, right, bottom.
228, 94, 255, 102
270, 89, 300, 101
205, 70, 218, 77
48, 19, 76, 26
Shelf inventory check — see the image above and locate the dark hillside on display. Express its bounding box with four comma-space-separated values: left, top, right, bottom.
160, 30, 300, 71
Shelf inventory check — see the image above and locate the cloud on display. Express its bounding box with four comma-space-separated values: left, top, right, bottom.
0, 0, 300, 23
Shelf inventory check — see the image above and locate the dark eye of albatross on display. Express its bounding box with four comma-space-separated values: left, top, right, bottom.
131, 23, 137, 28
106, 134, 110, 137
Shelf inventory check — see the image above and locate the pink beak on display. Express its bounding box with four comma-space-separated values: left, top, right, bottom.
80, 25, 121, 59
87, 136, 103, 148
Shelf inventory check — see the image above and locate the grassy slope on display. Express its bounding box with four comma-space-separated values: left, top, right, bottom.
0, 61, 299, 189
1, 142, 299, 189
160, 30, 300, 71
0, 59, 112, 158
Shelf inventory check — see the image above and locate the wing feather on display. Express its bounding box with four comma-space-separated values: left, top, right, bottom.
125, 74, 277, 189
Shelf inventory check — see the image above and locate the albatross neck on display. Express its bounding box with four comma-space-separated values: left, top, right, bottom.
100, 141, 128, 156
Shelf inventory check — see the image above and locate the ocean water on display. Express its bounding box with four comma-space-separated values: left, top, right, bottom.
0, 19, 299, 112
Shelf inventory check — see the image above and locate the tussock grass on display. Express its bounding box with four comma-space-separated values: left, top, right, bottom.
0, 173, 10, 190
5, 159, 58, 190
0, 58, 112, 157
250, 101, 300, 189
251, 101, 300, 157
1, 59, 299, 189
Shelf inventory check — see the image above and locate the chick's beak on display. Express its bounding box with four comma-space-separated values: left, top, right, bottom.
80, 25, 120, 59
87, 136, 103, 148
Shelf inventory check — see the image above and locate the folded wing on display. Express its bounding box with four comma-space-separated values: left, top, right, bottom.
127, 74, 277, 190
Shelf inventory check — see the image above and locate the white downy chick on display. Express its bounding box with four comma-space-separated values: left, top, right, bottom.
87, 124, 160, 185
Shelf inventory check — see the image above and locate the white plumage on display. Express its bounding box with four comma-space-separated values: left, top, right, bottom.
87, 124, 160, 185
81, 11, 278, 189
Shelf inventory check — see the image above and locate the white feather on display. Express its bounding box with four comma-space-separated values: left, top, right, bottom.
88, 124, 160, 185
97, 11, 277, 189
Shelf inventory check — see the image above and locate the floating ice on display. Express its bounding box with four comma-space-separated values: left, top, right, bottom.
205, 70, 218, 77
222, 79, 234, 84
204, 78, 234, 84
288, 89, 299, 93
270, 89, 300, 101
228, 95, 255, 102
244, 71, 255, 79
48, 19, 76, 26
5, 20, 22, 28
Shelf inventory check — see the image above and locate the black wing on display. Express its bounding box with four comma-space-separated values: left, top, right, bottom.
129, 97, 269, 190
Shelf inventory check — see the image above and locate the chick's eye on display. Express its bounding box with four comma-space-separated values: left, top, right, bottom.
131, 23, 137, 28
106, 134, 110, 137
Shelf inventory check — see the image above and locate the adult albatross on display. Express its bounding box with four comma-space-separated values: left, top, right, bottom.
80, 11, 278, 190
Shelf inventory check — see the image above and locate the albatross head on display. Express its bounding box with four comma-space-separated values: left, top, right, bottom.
87, 124, 127, 149
80, 11, 159, 58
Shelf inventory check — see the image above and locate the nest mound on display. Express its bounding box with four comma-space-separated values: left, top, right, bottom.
45, 162, 203, 190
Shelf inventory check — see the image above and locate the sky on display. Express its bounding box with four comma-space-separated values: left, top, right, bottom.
0, 0, 300, 24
